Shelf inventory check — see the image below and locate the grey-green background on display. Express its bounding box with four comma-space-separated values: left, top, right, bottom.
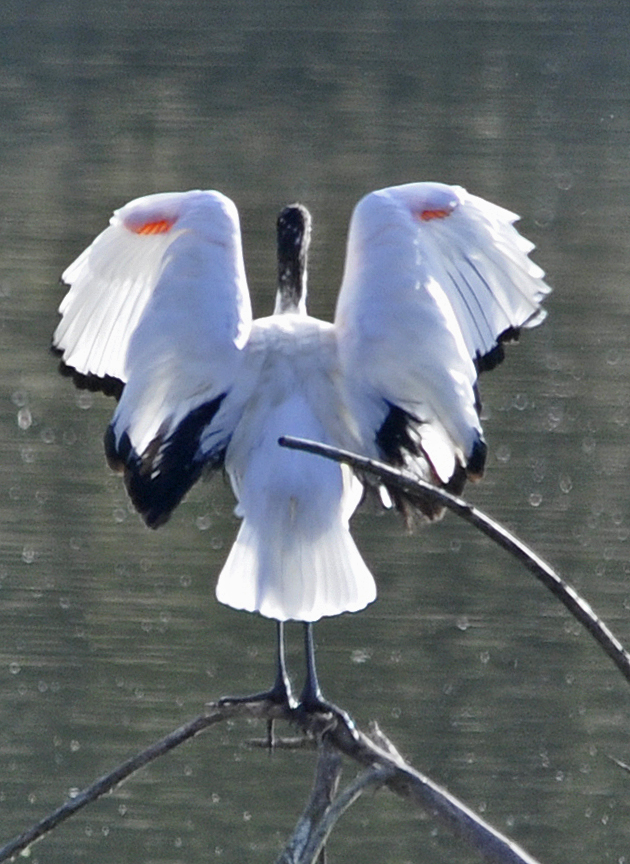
2, 1, 630, 861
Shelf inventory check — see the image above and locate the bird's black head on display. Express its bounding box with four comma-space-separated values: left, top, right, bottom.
275, 203, 312, 314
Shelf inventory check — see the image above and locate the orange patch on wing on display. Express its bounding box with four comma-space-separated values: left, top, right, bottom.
131, 218, 176, 235
417, 207, 453, 222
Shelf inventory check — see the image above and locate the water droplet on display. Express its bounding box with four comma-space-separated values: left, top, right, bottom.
559, 475, 572, 494
9, 662, 20, 675
75, 392, 93, 410
17, 407, 32, 430
496, 444, 511, 463
534, 207, 554, 228
513, 393, 529, 411
555, 172, 573, 191
22, 546, 37, 564
528, 492, 543, 507
21, 446, 35, 464
351, 648, 372, 664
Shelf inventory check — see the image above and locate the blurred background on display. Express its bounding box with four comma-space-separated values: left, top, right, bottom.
1, 0, 630, 861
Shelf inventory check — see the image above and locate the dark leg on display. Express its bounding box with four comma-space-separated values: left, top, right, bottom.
220, 621, 295, 709
271, 621, 295, 706
298, 624, 356, 735
299, 622, 324, 709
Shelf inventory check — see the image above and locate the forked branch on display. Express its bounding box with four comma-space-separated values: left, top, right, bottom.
0, 699, 543, 864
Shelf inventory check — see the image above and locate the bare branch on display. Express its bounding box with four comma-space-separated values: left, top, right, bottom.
325, 720, 543, 864
0, 698, 543, 864
277, 738, 344, 864
280, 755, 391, 864
279, 436, 630, 684
0, 700, 284, 862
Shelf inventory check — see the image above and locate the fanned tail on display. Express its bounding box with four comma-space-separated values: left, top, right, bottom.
215, 511, 376, 623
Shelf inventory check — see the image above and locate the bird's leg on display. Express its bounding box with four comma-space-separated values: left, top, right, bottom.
271, 620, 296, 706
298, 623, 356, 734
219, 621, 296, 709
300, 622, 324, 708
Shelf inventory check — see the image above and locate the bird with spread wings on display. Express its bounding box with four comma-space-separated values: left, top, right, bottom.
52, 182, 550, 712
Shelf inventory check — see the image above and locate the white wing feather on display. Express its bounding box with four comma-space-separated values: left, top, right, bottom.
334, 182, 550, 489
53, 190, 252, 527
54, 190, 251, 385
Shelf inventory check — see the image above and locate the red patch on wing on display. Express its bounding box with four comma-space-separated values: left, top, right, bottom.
417, 207, 453, 222
130, 218, 176, 235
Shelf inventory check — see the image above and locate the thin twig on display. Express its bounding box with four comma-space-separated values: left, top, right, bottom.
279, 436, 630, 684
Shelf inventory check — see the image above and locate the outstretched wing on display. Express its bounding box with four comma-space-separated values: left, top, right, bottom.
53, 190, 252, 527
334, 182, 550, 515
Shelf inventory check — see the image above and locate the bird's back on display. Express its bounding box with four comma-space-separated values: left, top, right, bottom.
216, 314, 376, 622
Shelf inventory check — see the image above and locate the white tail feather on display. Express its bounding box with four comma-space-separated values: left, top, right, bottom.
215, 513, 376, 623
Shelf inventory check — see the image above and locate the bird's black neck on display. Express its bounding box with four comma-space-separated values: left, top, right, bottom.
275, 203, 311, 314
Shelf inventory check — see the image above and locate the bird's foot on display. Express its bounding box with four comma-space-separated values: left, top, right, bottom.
219, 674, 297, 711
219, 676, 297, 750
295, 684, 359, 741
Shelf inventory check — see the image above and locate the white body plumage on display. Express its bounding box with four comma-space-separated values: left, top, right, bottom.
53, 183, 550, 623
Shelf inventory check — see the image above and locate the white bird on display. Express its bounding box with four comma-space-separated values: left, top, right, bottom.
52, 183, 550, 713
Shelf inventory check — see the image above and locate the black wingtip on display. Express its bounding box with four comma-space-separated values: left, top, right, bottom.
466, 436, 487, 480
475, 326, 521, 374
51, 345, 125, 401
105, 395, 228, 529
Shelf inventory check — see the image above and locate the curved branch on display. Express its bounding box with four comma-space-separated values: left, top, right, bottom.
279, 436, 630, 685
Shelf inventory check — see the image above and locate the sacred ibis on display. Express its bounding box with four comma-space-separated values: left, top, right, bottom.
52, 183, 550, 714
